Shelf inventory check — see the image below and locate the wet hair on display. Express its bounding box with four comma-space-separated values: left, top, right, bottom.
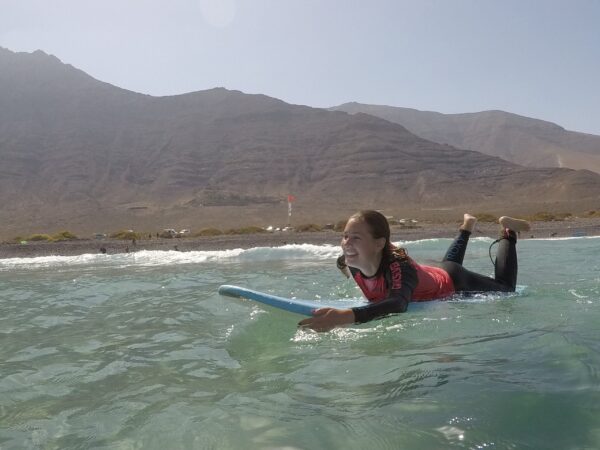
348, 210, 398, 263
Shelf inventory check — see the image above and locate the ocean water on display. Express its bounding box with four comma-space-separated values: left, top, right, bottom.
1, 236, 599, 450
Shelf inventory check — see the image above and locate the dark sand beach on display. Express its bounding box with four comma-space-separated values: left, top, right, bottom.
2, 217, 599, 259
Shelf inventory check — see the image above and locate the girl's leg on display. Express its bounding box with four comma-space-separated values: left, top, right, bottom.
442, 214, 477, 265
493, 216, 530, 290
441, 261, 513, 292
493, 229, 518, 290
443, 216, 529, 292
442, 229, 471, 265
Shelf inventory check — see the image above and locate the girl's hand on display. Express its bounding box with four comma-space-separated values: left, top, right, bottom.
298, 308, 355, 332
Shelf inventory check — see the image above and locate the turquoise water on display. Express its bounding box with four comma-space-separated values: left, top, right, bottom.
1, 237, 599, 449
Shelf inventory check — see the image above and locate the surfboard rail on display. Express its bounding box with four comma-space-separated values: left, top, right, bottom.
218, 284, 344, 316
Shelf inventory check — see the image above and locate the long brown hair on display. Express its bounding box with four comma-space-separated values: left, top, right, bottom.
348, 210, 398, 263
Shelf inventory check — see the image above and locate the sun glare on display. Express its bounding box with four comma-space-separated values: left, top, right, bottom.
198, 0, 236, 28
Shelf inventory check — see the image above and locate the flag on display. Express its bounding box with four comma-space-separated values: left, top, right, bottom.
287, 194, 296, 203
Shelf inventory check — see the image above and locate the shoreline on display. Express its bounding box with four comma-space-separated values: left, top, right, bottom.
2, 217, 600, 259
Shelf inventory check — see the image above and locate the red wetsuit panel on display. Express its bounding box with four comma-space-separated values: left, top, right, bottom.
353, 271, 388, 302
411, 263, 455, 301
352, 259, 454, 303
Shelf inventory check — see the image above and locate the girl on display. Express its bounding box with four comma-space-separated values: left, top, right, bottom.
298, 210, 530, 332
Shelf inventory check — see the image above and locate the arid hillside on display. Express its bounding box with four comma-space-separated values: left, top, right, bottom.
332, 103, 600, 174
1, 47, 600, 238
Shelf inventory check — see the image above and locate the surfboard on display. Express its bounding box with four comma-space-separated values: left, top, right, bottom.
218, 284, 364, 316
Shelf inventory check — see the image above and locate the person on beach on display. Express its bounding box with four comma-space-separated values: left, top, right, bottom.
299, 210, 530, 332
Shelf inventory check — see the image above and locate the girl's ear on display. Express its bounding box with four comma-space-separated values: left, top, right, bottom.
376, 237, 386, 252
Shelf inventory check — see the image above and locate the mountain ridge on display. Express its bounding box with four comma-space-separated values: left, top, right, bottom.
331, 102, 600, 173
1, 47, 599, 237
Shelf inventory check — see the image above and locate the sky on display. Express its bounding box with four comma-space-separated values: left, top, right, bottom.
2, 0, 599, 135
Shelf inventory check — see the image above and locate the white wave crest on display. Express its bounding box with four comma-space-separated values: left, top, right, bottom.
0, 243, 342, 271
236, 243, 340, 261
528, 235, 600, 242
394, 236, 496, 247
0, 253, 100, 271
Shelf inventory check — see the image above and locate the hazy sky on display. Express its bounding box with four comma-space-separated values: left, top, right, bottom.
2, 0, 599, 134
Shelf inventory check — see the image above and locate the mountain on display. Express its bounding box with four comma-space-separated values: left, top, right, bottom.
1, 47, 600, 237
331, 103, 600, 174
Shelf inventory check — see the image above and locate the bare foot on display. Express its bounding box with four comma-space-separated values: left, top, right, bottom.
460, 213, 478, 233
499, 216, 531, 233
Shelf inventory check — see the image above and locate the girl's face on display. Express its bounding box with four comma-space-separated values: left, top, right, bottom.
341, 218, 386, 271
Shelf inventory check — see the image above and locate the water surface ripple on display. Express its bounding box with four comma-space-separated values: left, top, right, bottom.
1, 238, 600, 449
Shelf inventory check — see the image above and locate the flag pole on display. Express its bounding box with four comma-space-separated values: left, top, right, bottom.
287, 194, 295, 228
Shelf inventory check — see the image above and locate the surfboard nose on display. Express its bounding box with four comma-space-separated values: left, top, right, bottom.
218, 284, 240, 297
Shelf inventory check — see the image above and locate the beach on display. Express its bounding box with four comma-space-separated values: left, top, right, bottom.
2, 216, 599, 259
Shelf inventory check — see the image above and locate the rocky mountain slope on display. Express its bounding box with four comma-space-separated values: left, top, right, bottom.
331, 103, 600, 174
1, 47, 599, 237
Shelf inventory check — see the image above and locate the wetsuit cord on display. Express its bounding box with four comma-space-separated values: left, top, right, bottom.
488, 238, 502, 266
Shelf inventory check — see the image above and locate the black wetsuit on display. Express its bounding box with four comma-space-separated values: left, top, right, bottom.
440, 228, 518, 292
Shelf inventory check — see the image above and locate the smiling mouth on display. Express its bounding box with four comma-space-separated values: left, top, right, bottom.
344, 251, 358, 257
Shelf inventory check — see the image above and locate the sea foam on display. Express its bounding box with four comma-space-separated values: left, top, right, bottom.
0, 243, 342, 271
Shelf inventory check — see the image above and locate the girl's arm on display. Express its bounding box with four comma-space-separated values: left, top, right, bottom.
299, 259, 418, 332
298, 308, 355, 332
351, 260, 418, 323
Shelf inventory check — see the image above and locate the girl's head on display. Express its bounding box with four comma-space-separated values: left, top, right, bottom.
341, 210, 394, 272
348, 210, 391, 243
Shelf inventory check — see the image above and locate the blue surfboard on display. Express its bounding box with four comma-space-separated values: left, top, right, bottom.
218, 285, 365, 316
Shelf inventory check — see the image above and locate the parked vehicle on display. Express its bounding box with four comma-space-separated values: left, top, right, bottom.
160, 229, 178, 238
